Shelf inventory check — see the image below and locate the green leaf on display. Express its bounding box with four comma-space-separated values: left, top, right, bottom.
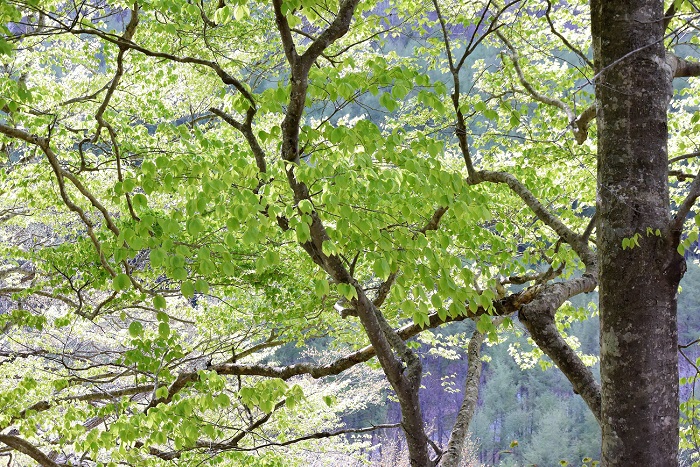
476, 314, 493, 333
242, 227, 259, 245
298, 199, 313, 214
158, 322, 170, 338
322, 240, 338, 256
295, 223, 311, 243
195, 278, 209, 294
181, 280, 195, 299
427, 141, 442, 157
153, 295, 167, 310
215, 393, 231, 407
112, 273, 131, 292
172, 267, 188, 281
132, 193, 148, 210
187, 217, 205, 237
150, 248, 166, 267
379, 92, 397, 111
128, 321, 143, 337
391, 83, 409, 99
337, 283, 358, 301
372, 257, 391, 280
233, 4, 249, 20
314, 279, 330, 297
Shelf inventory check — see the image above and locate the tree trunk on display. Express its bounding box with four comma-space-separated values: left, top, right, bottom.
592, 0, 683, 464
441, 328, 486, 467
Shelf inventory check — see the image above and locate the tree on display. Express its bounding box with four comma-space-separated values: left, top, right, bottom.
592, 1, 692, 464
0, 0, 699, 466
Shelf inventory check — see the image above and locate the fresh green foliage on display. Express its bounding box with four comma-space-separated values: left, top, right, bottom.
0, 0, 698, 465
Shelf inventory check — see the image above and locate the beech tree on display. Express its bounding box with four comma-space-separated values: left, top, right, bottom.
592, 1, 692, 464
0, 0, 699, 466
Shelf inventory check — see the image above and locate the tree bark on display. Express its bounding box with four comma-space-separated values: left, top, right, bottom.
441, 328, 485, 467
591, 0, 683, 464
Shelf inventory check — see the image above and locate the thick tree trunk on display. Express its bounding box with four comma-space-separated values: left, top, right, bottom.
592, 0, 683, 464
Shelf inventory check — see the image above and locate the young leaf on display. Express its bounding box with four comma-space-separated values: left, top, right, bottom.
128, 321, 143, 337
113, 273, 131, 292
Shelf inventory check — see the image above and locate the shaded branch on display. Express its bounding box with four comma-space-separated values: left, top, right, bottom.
0, 435, 60, 467
518, 270, 601, 423
672, 167, 700, 231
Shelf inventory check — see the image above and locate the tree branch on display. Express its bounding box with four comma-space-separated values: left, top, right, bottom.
672, 167, 700, 231
209, 107, 267, 173
441, 325, 489, 467
518, 269, 601, 423
300, 0, 362, 69
498, 31, 593, 145
68, 27, 256, 107
0, 123, 118, 278
0, 435, 60, 467
544, 0, 593, 68
271, 0, 299, 67
471, 169, 594, 265
667, 52, 700, 77
213, 422, 402, 452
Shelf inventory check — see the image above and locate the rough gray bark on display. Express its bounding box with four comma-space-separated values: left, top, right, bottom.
592, 0, 684, 463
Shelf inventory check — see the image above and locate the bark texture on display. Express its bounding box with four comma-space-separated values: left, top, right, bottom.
441, 328, 486, 467
592, 1, 683, 464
